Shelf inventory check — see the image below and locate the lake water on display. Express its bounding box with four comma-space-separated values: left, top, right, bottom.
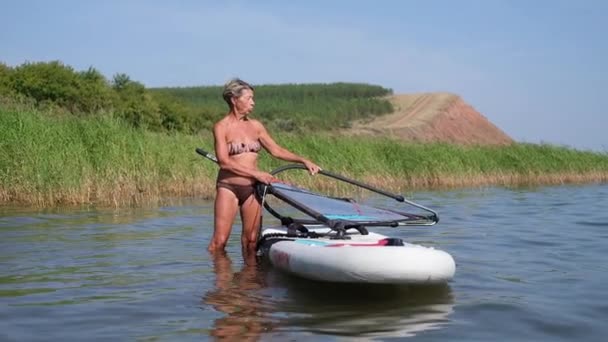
1, 183, 607, 341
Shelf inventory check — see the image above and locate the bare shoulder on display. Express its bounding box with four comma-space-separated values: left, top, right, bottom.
213, 116, 230, 132
248, 118, 267, 132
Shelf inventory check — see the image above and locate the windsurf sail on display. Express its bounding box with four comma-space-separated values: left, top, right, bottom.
194, 148, 438, 236
257, 164, 439, 235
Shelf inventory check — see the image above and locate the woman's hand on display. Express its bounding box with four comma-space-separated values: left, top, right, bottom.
255, 171, 279, 185
303, 160, 322, 175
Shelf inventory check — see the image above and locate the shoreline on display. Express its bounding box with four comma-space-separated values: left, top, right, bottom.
2, 172, 606, 208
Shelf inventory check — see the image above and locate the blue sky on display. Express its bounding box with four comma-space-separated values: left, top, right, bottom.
2, 0, 607, 151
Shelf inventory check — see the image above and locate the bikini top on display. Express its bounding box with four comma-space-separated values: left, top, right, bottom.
227, 140, 262, 156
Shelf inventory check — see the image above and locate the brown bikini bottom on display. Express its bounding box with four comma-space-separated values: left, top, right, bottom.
216, 182, 257, 205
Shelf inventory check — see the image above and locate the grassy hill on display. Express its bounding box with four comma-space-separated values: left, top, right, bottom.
150, 82, 394, 132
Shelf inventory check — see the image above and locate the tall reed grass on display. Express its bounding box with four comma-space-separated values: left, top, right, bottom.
1, 107, 216, 206
2, 108, 608, 207
272, 136, 608, 191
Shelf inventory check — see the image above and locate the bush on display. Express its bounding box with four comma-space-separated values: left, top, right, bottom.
111, 74, 162, 130
1, 60, 395, 136
6, 61, 117, 115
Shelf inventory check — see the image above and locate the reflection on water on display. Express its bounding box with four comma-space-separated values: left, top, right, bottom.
276, 277, 454, 339
203, 250, 455, 341
202, 252, 277, 341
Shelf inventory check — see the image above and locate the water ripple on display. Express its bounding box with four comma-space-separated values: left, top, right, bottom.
1, 185, 608, 340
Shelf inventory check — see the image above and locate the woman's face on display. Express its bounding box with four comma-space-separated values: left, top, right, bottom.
233, 89, 255, 115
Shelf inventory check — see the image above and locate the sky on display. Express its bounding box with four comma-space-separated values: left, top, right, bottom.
2, 0, 607, 151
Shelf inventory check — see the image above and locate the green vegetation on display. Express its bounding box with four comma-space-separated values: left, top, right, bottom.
2, 107, 607, 207
1, 59, 607, 207
0, 106, 215, 206
0, 61, 209, 133
1, 61, 394, 135
151, 83, 393, 132
266, 135, 608, 190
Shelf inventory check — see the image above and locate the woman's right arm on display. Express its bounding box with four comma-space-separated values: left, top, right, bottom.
213, 123, 275, 183
255, 120, 321, 175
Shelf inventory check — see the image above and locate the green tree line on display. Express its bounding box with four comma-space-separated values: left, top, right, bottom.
0, 60, 394, 134
0, 61, 215, 133
151, 83, 394, 131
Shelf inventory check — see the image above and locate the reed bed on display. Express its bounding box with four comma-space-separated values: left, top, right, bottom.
1, 107, 217, 206
2, 108, 607, 207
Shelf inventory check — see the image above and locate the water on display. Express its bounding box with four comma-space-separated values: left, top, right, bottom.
1, 184, 607, 341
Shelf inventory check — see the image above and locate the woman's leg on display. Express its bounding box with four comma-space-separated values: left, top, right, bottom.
240, 194, 263, 254
209, 187, 239, 253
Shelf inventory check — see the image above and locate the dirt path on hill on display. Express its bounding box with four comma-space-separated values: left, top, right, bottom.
345, 93, 514, 145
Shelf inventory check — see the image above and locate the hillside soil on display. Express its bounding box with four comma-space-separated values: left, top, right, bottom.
345, 93, 513, 145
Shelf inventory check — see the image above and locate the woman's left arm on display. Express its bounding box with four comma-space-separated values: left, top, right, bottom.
255, 120, 321, 174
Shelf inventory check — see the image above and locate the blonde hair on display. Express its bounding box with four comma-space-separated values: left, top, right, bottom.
222, 78, 254, 107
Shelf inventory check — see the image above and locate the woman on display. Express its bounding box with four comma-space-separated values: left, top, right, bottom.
209, 78, 321, 254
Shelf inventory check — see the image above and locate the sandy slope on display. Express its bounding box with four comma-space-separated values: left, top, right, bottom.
346, 93, 513, 145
